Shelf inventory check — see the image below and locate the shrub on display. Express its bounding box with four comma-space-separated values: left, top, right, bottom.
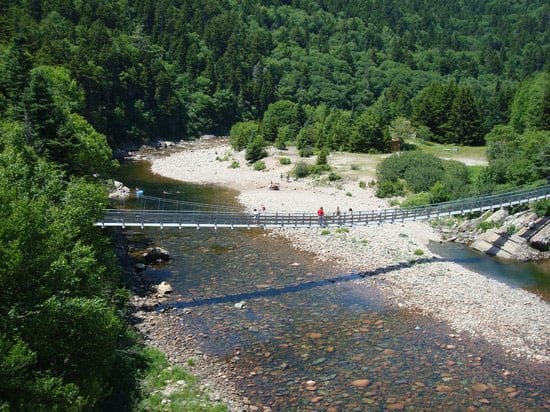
253, 160, 266, 171
413, 249, 424, 256
532, 199, 550, 217
350, 164, 360, 170
401, 192, 431, 208
309, 164, 331, 175
293, 161, 310, 178
245, 135, 267, 163
229, 161, 240, 169
279, 157, 291, 165
377, 151, 444, 193
336, 227, 349, 234
506, 225, 517, 235
317, 147, 329, 165
299, 146, 314, 157
320, 229, 330, 235
477, 221, 500, 231
230, 121, 259, 151
359, 180, 366, 189
345, 192, 352, 197
376, 179, 405, 198
328, 172, 342, 181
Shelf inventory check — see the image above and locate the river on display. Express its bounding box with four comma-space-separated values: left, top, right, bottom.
114, 160, 550, 411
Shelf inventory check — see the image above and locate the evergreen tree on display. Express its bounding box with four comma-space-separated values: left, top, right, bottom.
447, 86, 483, 145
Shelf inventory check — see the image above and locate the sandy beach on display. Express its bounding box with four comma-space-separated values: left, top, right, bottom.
147, 138, 549, 364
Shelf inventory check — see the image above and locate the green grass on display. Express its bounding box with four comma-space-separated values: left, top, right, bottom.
137, 348, 227, 412
404, 138, 487, 164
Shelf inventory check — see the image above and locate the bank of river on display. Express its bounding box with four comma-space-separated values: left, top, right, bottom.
115, 159, 550, 411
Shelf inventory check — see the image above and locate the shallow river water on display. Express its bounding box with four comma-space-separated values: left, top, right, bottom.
116, 160, 549, 411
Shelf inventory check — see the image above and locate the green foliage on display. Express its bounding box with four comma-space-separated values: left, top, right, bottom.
262, 100, 298, 142
401, 192, 431, 208
137, 348, 227, 412
230, 121, 259, 151
299, 146, 314, 157
376, 179, 405, 198
253, 160, 266, 171
510, 72, 550, 133
413, 249, 424, 256
477, 221, 501, 231
308, 164, 330, 176
245, 135, 267, 163
229, 160, 240, 169
316, 147, 329, 165
320, 229, 330, 235
293, 161, 311, 178
359, 180, 366, 189
532, 200, 550, 217
328, 172, 342, 181
279, 157, 291, 165
377, 151, 444, 193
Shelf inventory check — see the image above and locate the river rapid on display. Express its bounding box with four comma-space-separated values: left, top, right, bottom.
116, 160, 550, 411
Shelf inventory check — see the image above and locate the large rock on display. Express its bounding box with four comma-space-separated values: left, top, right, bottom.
143, 247, 170, 264
526, 217, 550, 251
156, 281, 173, 295
470, 229, 539, 261
485, 208, 509, 224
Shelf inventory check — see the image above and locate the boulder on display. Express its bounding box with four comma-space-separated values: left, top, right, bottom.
485, 208, 509, 224
143, 247, 170, 264
470, 229, 539, 261
156, 281, 173, 295
527, 217, 550, 251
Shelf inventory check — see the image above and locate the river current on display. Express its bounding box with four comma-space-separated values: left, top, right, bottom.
115, 160, 549, 411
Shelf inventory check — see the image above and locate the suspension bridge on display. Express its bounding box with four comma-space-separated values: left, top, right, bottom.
95, 184, 550, 229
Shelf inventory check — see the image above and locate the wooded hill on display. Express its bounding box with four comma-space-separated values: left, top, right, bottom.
1, 0, 548, 146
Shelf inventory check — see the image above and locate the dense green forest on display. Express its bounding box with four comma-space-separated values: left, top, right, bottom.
0, 0, 549, 409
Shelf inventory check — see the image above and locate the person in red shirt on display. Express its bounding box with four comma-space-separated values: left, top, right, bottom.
317, 206, 325, 226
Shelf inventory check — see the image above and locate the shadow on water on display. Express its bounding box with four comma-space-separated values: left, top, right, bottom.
160, 256, 445, 310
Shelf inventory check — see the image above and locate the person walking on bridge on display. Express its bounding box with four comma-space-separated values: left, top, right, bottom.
317, 206, 325, 227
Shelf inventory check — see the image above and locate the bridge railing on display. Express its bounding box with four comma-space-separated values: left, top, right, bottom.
97, 183, 550, 228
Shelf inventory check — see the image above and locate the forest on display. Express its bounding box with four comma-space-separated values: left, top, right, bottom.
0, 0, 548, 409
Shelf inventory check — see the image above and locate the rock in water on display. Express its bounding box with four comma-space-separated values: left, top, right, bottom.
156, 281, 173, 295
143, 247, 171, 264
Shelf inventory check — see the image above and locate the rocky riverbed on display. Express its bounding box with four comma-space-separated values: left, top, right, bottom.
149, 139, 550, 364
116, 138, 550, 410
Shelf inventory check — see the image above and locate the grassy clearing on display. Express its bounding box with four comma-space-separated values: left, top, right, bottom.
404, 138, 487, 165
137, 348, 227, 412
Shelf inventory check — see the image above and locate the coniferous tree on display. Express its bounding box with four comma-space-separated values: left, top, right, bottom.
447, 86, 483, 145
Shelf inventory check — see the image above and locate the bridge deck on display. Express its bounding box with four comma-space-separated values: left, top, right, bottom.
96, 184, 550, 229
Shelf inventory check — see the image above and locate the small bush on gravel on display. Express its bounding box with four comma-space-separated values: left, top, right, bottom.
320, 229, 330, 235
359, 180, 366, 189
253, 160, 266, 171
229, 161, 240, 168
328, 172, 342, 181
293, 161, 310, 178
279, 157, 291, 165
413, 249, 424, 255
